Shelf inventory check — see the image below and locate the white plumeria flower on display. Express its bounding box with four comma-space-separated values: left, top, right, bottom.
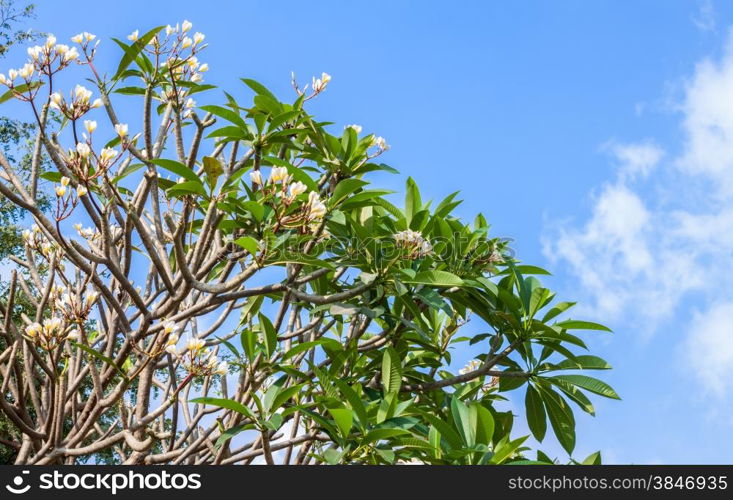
114, 123, 128, 137
215, 360, 228, 375
8, 69, 18, 80
186, 337, 206, 353
100, 147, 118, 163
18, 63, 34, 79
45, 34, 56, 48
91, 98, 103, 108
64, 46, 79, 62
71, 33, 84, 44
84, 120, 97, 134
74, 84, 92, 103
76, 185, 88, 197
163, 320, 178, 335
190, 73, 203, 82
193, 32, 205, 44
165, 344, 178, 355
76, 143, 91, 157
250, 170, 262, 185
185, 97, 196, 108
127, 30, 139, 41
459, 359, 482, 375
181, 37, 193, 49
84, 32, 96, 41
27, 45, 43, 60
165, 25, 175, 36
85, 291, 99, 308
60, 176, 70, 187
198, 63, 209, 72
0, 74, 7, 85
49, 92, 63, 107
288, 181, 307, 198
307, 191, 327, 219
55, 44, 69, 56
25, 323, 42, 338
55, 185, 67, 197
269, 166, 289, 184
181, 20, 193, 32
66, 329, 80, 341
374, 136, 389, 150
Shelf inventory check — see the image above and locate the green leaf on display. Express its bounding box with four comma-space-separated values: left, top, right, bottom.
233, 236, 259, 256
150, 158, 200, 183
405, 177, 421, 224
199, 104, 247, 129
202, 156, 224, 190
240, 330, 257, 362
381, 347, 402, 394
327, 407, 354, 438
542, 301, 576, 322
550, 375, 620, 399
0, 81, 44, 105
258, 313, 278, 358
270, 383, 305, 411
73, 343, 129, 383
241, 78, 278, 101
282, 338, 342, 361
190, 397, 256, 420
539, 386, 576, 454
582, 451, 602, 465
333, 380, 368, 428
113, 26, 164, 80
215, 423, 254, 448
548, 355, 612, 371
490, 435, 529, 464
166, 180, 207, 198
554, 320, 612, 332
404, 270, 465, 288
330, 179, 368, 206
525, 384, 547, 441
451, 397, 476, 447
474, 404, 495, 446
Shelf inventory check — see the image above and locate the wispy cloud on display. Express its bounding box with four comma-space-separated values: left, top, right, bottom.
544, 27, 733, 393
693, 0, 716, 33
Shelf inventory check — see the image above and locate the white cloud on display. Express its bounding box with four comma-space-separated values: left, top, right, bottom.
686, 302, 733, 395
693, 0, 716, 33
544, 27, 733, 391
604, 140, 664, 181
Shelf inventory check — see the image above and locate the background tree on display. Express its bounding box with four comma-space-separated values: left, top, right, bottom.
0, 0, 43, 464
0, 21, 618, 465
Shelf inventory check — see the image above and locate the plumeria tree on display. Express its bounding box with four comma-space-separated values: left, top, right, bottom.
0, 21, 618, 465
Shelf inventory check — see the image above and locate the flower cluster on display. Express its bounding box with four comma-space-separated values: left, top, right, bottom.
171, 336, 228, 376
250, 167, 328, 231
49, 84, 102, 120
55, 175, 87, 199
24, 317, 77, 350
54, 288, 99, 322
394, 229, 432, 259
131, 20, 209, 111
21, 224, 63, 261
311, 72, 331, 93
292, 71, 331, 99
372, 136, 389, 152
0, 34, 81, 100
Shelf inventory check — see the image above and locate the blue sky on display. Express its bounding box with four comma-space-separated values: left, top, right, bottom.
6, 0, 733, 463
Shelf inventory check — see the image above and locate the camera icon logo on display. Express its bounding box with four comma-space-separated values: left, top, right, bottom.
5, 470, 31, 495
